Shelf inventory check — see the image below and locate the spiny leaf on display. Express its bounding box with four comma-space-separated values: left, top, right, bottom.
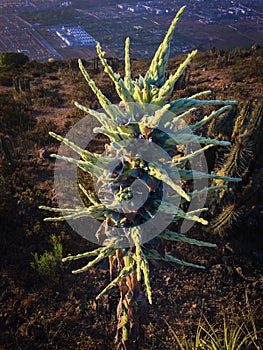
145, 248, 205, 269
146, 5, 186, 86
78, 59, 127, 122
168, 98, 238, 117
97, 43, 134, 103
171, 144, 215, 167
79, 184, 99, 205
173, 169, 242, 182
78, 59, 112, 109
151, 49, 198, 104
190, 105, 232, 131
72, 247, 116, 274
159, 229, 216, 247
49, 131, 98, 162
164, 107, 197, 129
158, 201, 208, 225
96, 261, 135, 299
124, 37, 134, 94
148, 162, 191, 201
50, 153, 95, 175
62, 247, 107, 262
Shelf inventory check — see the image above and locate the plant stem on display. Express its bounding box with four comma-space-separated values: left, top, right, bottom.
115, 251, 146, 350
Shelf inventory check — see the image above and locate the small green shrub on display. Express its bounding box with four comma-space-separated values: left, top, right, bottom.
31, 234, 63, 285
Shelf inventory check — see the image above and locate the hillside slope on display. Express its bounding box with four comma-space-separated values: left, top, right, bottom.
0, 47, 262, 349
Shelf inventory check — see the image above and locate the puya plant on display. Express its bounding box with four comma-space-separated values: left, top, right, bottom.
40, 6, 241, 349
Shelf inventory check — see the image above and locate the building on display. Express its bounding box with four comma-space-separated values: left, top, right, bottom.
54, 25, 98, 47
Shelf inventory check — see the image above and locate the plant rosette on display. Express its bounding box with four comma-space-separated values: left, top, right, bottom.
40, 6, 241, 347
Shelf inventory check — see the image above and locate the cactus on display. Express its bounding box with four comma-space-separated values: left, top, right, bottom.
0, 134, 15, 166
93, 56, 99, 73
13, 77, 20, 93
40, 6, 240, 349
207, 104, 238, 141
13, 77, 31, 93
208, 203, 239, 236
245, 103, 263, 154
208, 100, 262, 235
231, 100, 252, 141
21, 78, 30, 92
68, 58, 78, 71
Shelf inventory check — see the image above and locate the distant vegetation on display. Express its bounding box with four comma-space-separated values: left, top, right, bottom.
0, 52, 29, 67
20, 7, 76, 25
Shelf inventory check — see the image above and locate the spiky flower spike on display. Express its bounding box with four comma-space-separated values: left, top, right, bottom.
41, 6, 241, 348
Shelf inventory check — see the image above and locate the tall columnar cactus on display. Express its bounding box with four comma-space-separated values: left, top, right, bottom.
208, 101, 262, 234
40, 6, 241, 349
13, 77, 31, 93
